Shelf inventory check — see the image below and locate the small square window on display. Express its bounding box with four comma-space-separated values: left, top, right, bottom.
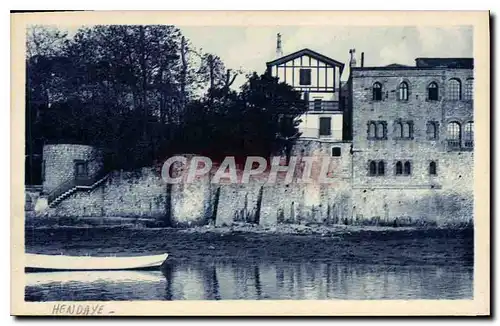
74, 160, 88, 178
299, 69, 311, 85
331, 147, 341, 157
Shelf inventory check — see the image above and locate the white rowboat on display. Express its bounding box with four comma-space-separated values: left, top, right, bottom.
25, 253, 168, 271
25, 271, 164, 286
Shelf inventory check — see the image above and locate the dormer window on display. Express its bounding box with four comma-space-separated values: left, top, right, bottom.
299, 69, 311, 85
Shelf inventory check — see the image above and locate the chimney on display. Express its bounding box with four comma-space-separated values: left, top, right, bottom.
361, 52, 364, 67
276, 33, 283, 58
349, 48, 357, 68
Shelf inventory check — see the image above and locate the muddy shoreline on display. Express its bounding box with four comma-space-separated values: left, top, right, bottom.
25, 223, 474, 266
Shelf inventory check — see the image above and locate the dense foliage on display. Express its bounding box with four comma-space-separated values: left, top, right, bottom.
25, 25, 306, 183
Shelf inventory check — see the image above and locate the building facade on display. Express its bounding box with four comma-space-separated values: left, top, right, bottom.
266, 48, 346, 141
349, 57, 474, 224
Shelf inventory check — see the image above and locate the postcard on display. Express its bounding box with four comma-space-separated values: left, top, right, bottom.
11, 10, 490, 316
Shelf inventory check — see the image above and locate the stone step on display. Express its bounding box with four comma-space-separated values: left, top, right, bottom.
49, 174, 109, 207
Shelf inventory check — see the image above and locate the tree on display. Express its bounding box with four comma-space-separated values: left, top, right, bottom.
178, 71, 306, 163
26, 25, 67, 59
25, 25, 306, 183
238, 72, 306, 158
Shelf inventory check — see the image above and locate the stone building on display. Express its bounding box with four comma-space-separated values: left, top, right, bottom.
348, 57, 474, 225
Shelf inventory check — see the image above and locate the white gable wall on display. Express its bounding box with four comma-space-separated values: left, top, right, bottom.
269, 52, 344, 141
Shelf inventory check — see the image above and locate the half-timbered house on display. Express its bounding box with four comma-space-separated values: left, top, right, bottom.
266, 48, 345, 140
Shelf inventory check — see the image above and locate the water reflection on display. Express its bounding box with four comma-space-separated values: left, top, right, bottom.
25, 261, 473, 301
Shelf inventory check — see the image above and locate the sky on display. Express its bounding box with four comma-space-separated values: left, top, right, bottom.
179, 25, 473, 87
51, 25, 473, 89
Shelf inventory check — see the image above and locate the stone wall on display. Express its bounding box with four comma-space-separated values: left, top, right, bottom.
50, 186, 104, 217
39, 140, 356, 227
45, 165, 211, 226
104, 168, 168, 219
37, 130, 473, 226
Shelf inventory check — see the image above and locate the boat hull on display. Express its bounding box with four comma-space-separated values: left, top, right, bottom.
25, 253, 169, 272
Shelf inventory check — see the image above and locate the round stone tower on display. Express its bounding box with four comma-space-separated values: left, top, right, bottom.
42, 144, 104, 194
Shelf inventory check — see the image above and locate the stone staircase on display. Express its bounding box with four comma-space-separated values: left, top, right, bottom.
47, 173, 109, 208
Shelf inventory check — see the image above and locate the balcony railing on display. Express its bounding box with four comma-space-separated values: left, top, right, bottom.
299, 127, 343, 140
307, 101, 341, 112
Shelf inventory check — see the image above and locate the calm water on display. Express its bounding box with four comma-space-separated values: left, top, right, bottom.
25, 261, 473, 301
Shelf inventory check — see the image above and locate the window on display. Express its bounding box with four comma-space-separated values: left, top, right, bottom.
376, 123, 385, 138
447, 122, 461, 140
394, 121, 413, 139
464, 121, 474, 148
447, 79, 462, 100
368, 122, 376, 138
331, 147, 341, 157
378, 161, 385, 175
402, 123, 410, 138
464, 78, 473, 100
404, 161, 411, 175
427, 121, 439, 140
394, 122, 403, 138
319, 117, 331, 136
369, 160, 385, 176
395, 161, 411, 175
428, 82, 439, 101
314, 99, 322, 111
369, 161, 377, 176
373, 82, 382, 101
74, 160, 88, 179
368, 121, 386, 140
447, 122, 461, 149
395, 161, 403, 175
398, 82, 409, 101
299, 69, 311, 85
429, 161, 437, 175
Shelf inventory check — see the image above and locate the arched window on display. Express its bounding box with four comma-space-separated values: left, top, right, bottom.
447, 79, 462, 100
395, 161, 403, 175
404, 161, 411, 175
368, 122, 376, 138
394, 122, 403, 138
464, 121, 474, 148
369, 161, 377, 175
377, 161, 385, 175
464, 78, 473, 100
376, 122, 385, 139
373, 82, 382, 101
398, 82, 409, 101
428, 82, 439, 101
427, 121, 438, 140
447, 122, 461, 140
447, 121, 462, 149
402, 123, 411, 138
429, 161, 437, 175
